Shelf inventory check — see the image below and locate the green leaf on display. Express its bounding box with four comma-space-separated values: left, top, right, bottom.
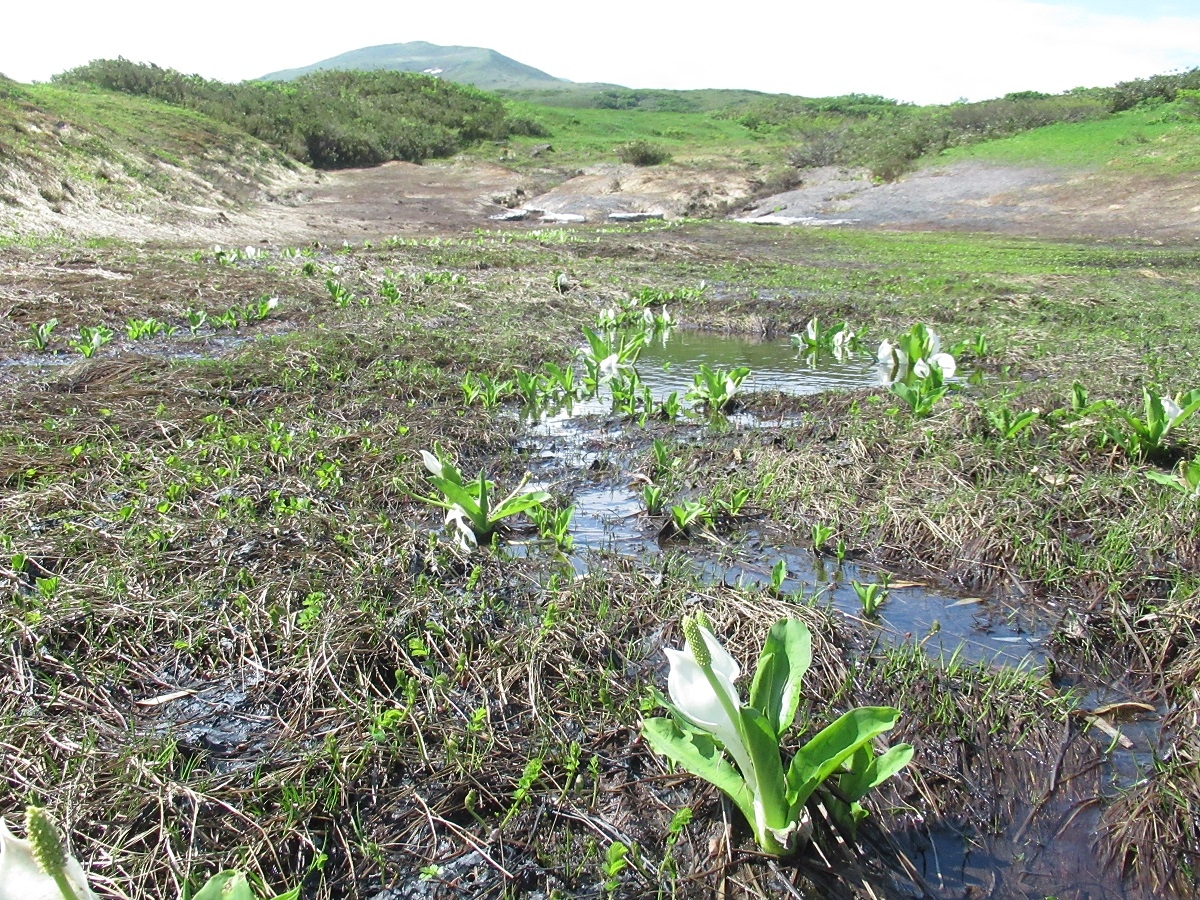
749, 618, 811, 738
426, 477, 486, 528
738, 705, 792, 843
193, 871, 257, 900
641, 717, 755, 825
838, 742, 914, 802
1146, 470, 1186, 493
490, 489, 552, 521
785, 706, 900, 810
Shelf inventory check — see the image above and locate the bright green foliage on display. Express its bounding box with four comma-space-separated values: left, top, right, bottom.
642, 484, 666, 516
56, 60, 528, 169
790, 317, 860, 356
1146, 457, 1200, 499
68, 325, 113, 358
21, 319, 57, 352
985, 404, 1039, 440
579, 326, 646, 394
193, 871, 299, 900
669, 500, 713, 536
530, 504, 575, 551
686, 364, 750, 413
890, 364, 951, 417
460, 372, 513, 408
811, 523, 835, 552
1107, 387, 1200, 458
418, 448, 549, 548
643, 616, 911, 857
851, 581, 887, 618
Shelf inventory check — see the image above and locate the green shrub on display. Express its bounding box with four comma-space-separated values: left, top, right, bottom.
53, 58, 534, 169
615, 140, 671, 166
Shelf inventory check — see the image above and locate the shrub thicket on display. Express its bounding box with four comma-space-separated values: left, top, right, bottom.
615, 140, 671, 166
54, 59, 547, 168
1102, 67, 1200, 112
777, 94, 1104, 180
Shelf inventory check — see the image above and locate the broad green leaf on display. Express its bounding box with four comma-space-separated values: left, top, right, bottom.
491, 490, 552, 521
426, 477, 486, 528
193, 871, 256, 900
785, 706, 900, 809
642, 717, 755, 825
749, 618, 811, 738
838, 742, 914, 801
1146, 470, 1185, 492
739, 705, 791, 835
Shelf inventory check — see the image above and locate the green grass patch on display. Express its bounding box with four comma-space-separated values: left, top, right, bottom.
937, 105, 1200, 173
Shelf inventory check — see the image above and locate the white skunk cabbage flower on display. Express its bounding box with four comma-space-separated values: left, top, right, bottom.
0, 812, 97, 900
444, 506, 478, 552
598, 353, 621, 381
929, 352, 957, 377
1163, 395, 1184, 424
664, 621, 774, 846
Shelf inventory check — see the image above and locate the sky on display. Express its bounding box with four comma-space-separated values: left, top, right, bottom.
4, 0, 1200, 104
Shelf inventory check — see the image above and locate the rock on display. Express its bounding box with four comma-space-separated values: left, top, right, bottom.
540, 212, 586, 224
733, 214, 858, 226
489, 208, 531, 221
607, 211, 663, 222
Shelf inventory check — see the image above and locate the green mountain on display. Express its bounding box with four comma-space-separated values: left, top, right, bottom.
260, 41, 571, 92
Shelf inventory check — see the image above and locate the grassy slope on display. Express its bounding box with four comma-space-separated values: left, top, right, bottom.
936, 104, 1200, 173
0, 82, 295, 222
477, 102, 790, 171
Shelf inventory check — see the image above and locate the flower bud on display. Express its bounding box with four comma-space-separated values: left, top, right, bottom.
25, 807, 65, 882
682, 616, 711, 668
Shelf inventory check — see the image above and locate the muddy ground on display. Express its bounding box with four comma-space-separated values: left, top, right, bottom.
15, 152, 1200, 245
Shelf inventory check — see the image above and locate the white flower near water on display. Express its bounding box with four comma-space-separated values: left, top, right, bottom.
0, 812, 96, 900
664, 622, 781, 849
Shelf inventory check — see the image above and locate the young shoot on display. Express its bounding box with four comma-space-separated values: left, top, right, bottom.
68, 326, 113, 358
417, 448, 550, 550
530, 504, 575, 551
642, 484, 666, 516
687, 364, 750, 414
20, 319, 58, 353
1106, 386, 1200, 459
669, 500, 714, 538
851, 581, 887, 618
811, 522, 835, 553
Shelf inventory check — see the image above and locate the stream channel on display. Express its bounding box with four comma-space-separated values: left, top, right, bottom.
507, 328, 1160, 899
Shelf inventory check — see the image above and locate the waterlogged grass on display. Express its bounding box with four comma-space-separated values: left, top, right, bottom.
1, 224, 1198, 897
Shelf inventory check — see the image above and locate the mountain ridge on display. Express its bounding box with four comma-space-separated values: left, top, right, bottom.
260, 41, 572, 92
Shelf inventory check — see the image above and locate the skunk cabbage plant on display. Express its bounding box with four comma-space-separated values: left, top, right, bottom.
877, 323, 956, 384
642, 614, 912, 856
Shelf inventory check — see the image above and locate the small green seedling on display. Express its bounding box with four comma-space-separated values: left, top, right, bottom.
851, 581, 887, 617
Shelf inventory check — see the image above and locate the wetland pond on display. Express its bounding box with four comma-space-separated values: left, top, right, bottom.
511, 328, 1158, 899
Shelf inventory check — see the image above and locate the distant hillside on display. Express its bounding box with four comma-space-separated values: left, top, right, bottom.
55, 59, 546, 169
260, 41, 570, 92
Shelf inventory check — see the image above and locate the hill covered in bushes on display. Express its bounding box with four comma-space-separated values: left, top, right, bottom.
54, 59, 546, 169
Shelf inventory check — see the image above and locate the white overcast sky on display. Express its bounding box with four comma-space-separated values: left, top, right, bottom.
4, 0, 1200, 104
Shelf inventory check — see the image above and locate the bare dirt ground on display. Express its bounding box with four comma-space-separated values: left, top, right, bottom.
739, 161, 1200, 241
13, 155, 1200, 244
